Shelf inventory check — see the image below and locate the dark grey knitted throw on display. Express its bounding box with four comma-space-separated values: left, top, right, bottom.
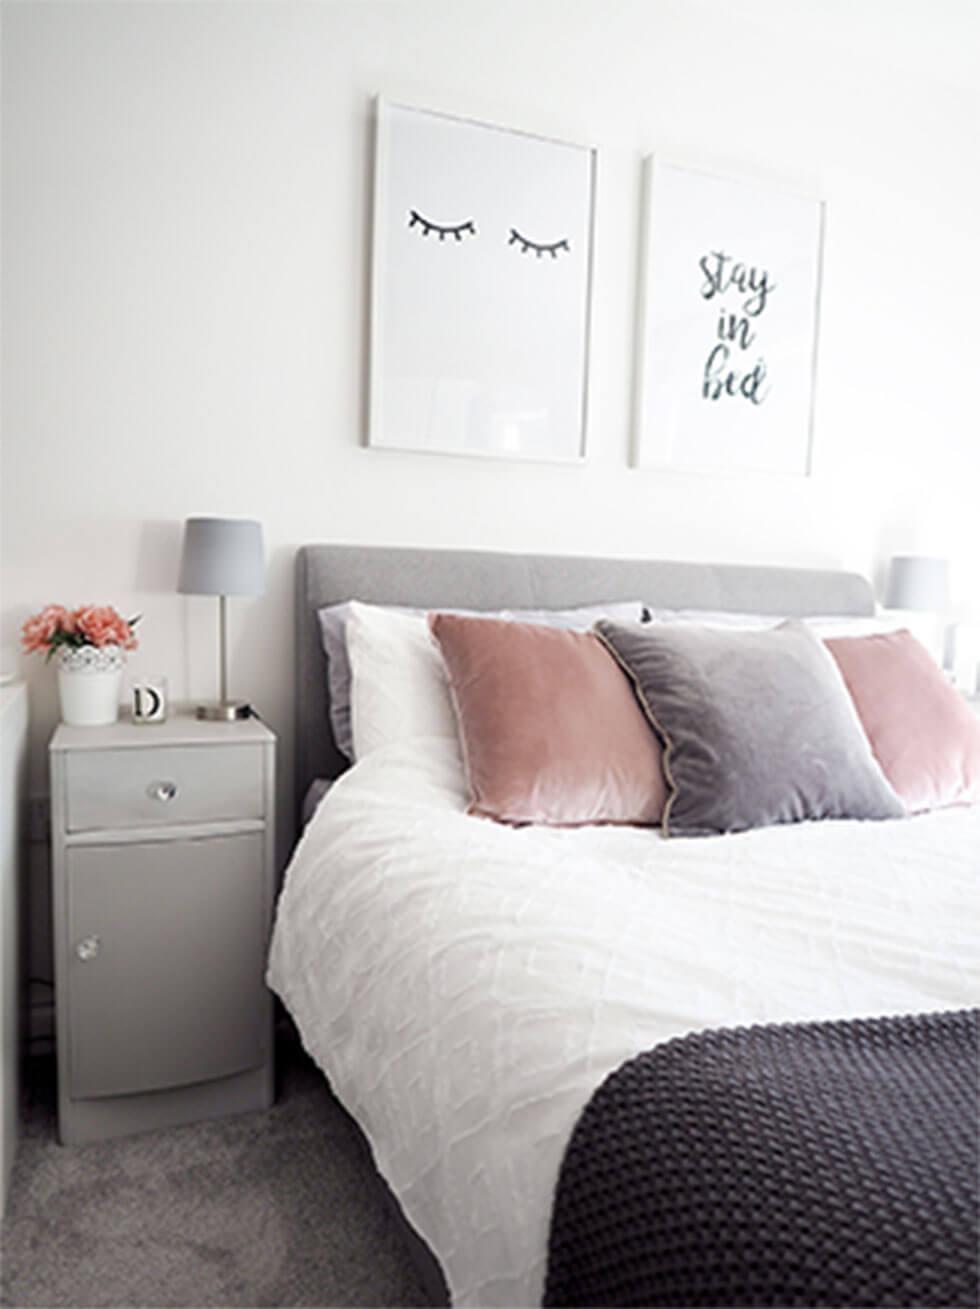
544, 1009, 979, 1308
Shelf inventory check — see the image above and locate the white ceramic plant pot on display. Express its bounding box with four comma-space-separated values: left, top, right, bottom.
57, 645, 124, 727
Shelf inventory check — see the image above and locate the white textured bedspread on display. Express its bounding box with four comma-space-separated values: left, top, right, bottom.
267, 740, 980, 1308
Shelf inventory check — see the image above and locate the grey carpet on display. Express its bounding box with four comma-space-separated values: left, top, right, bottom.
0, 1029, 434, 1308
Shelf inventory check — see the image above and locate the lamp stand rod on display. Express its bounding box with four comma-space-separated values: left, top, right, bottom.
219, 592, 228, 705
195, 592, 252, 721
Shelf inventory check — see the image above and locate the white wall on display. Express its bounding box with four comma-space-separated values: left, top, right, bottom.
3, 0, 979, 853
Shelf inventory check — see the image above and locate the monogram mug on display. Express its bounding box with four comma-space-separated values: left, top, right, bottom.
132, 676, 168, 724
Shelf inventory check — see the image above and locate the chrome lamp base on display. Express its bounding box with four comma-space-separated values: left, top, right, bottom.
195, 701, 253, 722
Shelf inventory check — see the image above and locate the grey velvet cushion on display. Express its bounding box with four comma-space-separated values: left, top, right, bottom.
319, 599, 649, 761
595, 619, 905, 837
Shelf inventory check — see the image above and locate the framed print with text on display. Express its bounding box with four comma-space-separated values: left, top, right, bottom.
634, 159, 824, 477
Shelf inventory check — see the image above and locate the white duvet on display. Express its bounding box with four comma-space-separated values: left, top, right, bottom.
267, 739, 980, 1308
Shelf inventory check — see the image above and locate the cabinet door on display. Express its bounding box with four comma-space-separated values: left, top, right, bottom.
66, 832, 268, 1099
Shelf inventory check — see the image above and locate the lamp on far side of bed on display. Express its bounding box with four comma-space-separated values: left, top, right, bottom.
884, 554, 951, 671
178, 516, 265, 720
884, 555, 950, 612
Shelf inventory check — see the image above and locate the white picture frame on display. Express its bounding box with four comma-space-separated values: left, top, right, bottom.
369, 99, 597, 462
634, 159, 824, 477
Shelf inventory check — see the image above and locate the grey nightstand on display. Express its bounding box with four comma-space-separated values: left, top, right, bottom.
49, 712, 276, 1145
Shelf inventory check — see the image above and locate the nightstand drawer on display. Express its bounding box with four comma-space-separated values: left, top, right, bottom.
65, 744, 264, 832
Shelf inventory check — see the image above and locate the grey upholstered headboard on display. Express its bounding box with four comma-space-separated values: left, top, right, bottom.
294, 544, 875, 810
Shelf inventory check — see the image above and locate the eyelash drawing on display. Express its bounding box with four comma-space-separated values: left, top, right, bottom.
405, 212, 570, 258
509, 229, 570, 259
408, 210, 477, 242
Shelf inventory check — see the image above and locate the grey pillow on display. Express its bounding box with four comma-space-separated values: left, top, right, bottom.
319, 599, 649, 761
595, 618, 905, 837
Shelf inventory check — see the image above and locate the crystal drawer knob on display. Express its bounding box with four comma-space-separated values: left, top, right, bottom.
76, 935, 100, 962
148, 780, 178, 803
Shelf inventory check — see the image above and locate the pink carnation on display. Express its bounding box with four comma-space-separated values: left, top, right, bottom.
73, 605, 139, 651
22, 601, 140, 657
21, 604, 74, 654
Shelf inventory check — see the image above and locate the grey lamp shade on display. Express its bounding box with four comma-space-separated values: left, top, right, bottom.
884, 555, 950, 611
178, 518, 265, 597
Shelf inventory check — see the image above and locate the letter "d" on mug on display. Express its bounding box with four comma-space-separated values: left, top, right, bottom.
132, 677, 168, 724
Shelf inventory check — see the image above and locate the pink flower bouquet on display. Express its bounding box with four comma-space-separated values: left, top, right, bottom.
21, 604, 140, 661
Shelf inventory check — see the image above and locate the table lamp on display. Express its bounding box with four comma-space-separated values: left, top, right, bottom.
884, 555, 950, 613
178, 517, 265, 720
883, 554, 951, 669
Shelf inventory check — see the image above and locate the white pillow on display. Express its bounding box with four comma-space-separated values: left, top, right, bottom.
808, 614, 913, 638
645, 607, 910, 639
644, 607, 780, 630
643, 608, 943, 669
333, 598, 647, 760
811, 614, 944, 665
347, 603, 460, 760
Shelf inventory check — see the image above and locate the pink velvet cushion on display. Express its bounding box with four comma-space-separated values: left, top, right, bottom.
429, 613, 667, 826
825, 629, 980, 812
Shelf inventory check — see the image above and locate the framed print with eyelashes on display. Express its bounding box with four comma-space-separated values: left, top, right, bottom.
633, 159, 824, 477
369, 99, 596, 462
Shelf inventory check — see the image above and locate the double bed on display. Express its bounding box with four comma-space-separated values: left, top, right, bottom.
268, 544, 979, 1308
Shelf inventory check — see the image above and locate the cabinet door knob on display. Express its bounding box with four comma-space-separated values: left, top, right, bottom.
76, 935, 100, 962
147, 780, 178, 803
